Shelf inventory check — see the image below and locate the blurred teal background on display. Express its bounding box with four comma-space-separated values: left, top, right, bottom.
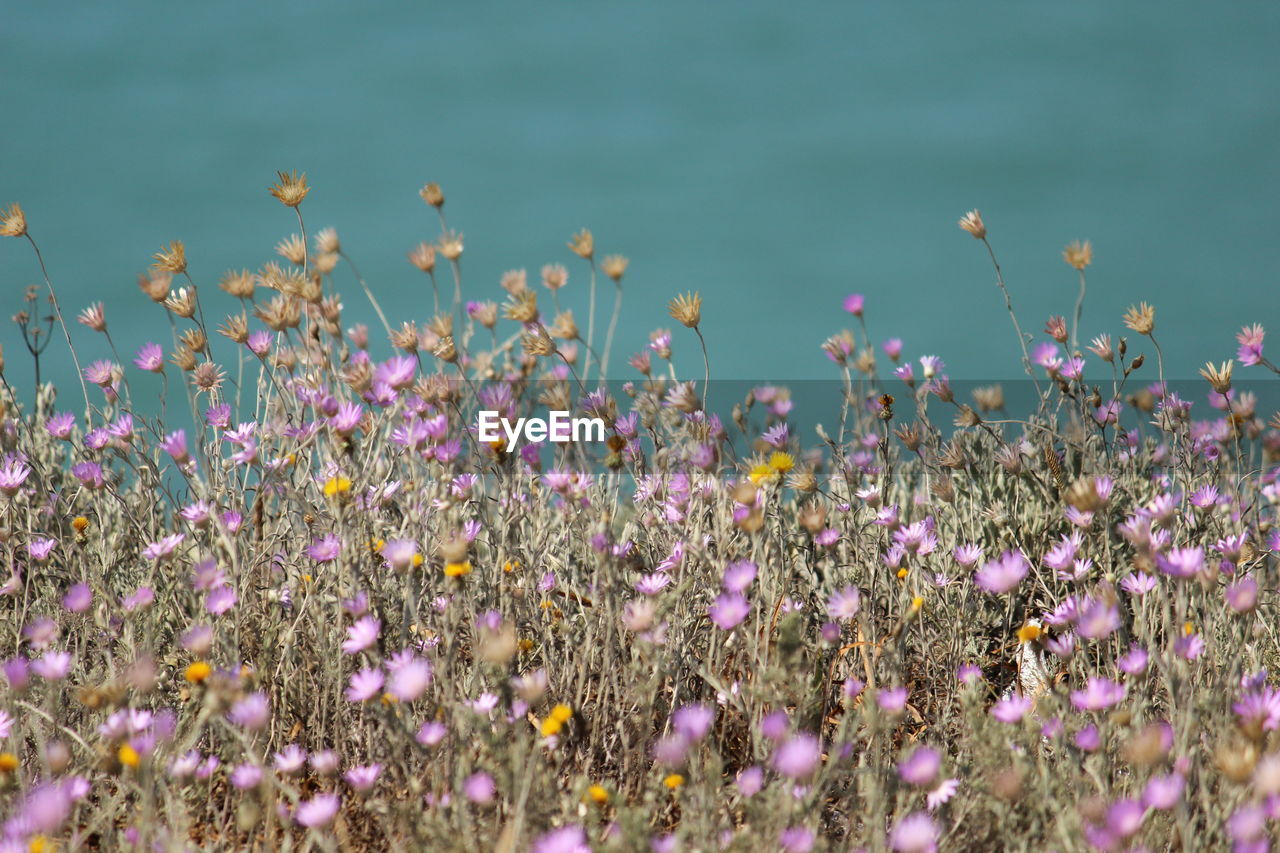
2, 0, 1278, 389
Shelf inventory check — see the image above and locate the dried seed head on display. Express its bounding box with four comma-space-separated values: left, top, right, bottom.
313, 251, 339, 275
894, 422, 922, 453
958, 209, 986, 239
668, 291, 702, 328
471, 301, 498, 329
541, 263, 568, 291
549, 310, 579, 341
219, 269, 256, 300
931, 475, 956, 503
390, 322, 419, 353
0, 203, 28, 237
995, 444, 1023, 475
567, 228, 593, 260
218, 312, 250, 344
314, 227, 340, 255
437, 230, 464, 261
503, 290, 539, 324
1122, 723, 1170, 767
1062, 240, 1092, 270
139, 271, 172, 303
269, 170, 310, 208
797, 499, 827, 533
428, 313, 454, 338
1123, 302, 1156, 336
153, 241, 187, 274
276, 234, 307, 266
170, 346, 197, 372
500, 269, 528, 294
255, 294, 302, 331
1217, 739, 1259, 782
939, 440, 969, 469
433, 335, 457, 364
408, 242, 437, 273
341, 359, 372, 393
972, 384, 1004, 412
419, 182, 445, 208
953, 404, 981, 428
192, 361, 226, 393
180, 327, 208, 354
788, 466, 818, 494
164, 287, 198, 319
522, 325, 557, 358
732, 481, 758, 505
1065, 477, 1102, 512
601, 254, 628, 282
1200, 360, 1233, 394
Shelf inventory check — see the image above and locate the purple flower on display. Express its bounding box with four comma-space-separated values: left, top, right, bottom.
843, 293, 865, 316
877, 687, 908, 713
416, 720, 447, 746
343, 616, 381, 655
1156, 546, 1204, 578
780, 826, 815, 853
31, 650, 72, 680
672, 704, 715, 742
991, 694, 1032, 724
1074, 725, 1101, 752
826, 586, 861, 621
760, 710, 790, 741
44, 412, 76, 440
1106, 798, 1145, 838
722, 560, 757, 593
1118, 644, 1149, 675
1234, 686, 1280, 733
771, 732, 821, 779
230, 763, 263, 789
956, 663, 983, 685
736, 765, 764, 797
462, 771, 495, 803
708, 592, 750, 631
1070, 677, 1126, 711
346, 667, 384, 702
974, 550, 1029, 594
388, 657, 432, 702
142, 533, 185, 561
273, 744, 308, 775
227, 692, 271, 730
898, 746, 941, 787
889, 811, 939, 853
206, 585, 237, 615
926, 778, 959, 810
344, 764, 382, 792
531, 825, 590, 853
1227, 575, 1259, 612
0, 459, 32, 495
1146, 768, 1182, 809
308, 533, 343, 562
134, 342, 165, 372
295, 793, 341, 828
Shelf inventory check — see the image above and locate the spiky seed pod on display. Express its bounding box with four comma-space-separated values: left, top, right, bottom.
419, 183, 444, 208
269, 171, 310, 207
152, 241, 187, 274
667, 292, 702, 328
219, 269, 256, 300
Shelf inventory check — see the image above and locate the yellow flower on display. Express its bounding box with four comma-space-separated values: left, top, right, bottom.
444, 560, 472, 578
0, 752, 18, 772
323, 476, 352, 497
118, 744, 140, 768
503, 559, 520, 573
896, 567, 908, 580
1183, 621, 1195, 637
381, 692, 399, 705
585, 784, 609, 804
768, 451, 795, 473
910, 595, 925, 612
663, 773, 684, 790
412, 554, 425, 569
517, 638, 535, 652
370, 538, 385, 553
184, 661, 212, 683
28, 835, 51, 853
72, 515, 89, 532
550, 704, 573, 723
748, 463, 776, 486
540, 717, 563, 737
301, 573, 313, 584
1016, 623, 1041, 643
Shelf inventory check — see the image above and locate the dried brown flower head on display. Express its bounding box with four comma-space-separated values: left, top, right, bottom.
541, 263, 569, 291
958, 209, 986, 240
180, 327, 208, 354
437, 230, 464, 262
170, 346, 197, 372
192, 361, 226, 393
419, 183, 445, 208
269, 171, 310, 208
668, 291, 702, 328
567, 229, 594, 260
1200, 360, 1233, 394
471, 301, 498, 329
522, 325, 557, 358
1123, 302, 1155, 336
0, 203, 27, 238
255, 294, 302, 331
276, 234, 307, 266
313, 251, 339, 276
428, 313, 454, 338
139, 271, 172, 303
153, 241, 187, 274
390, 322, 419, 353
433, 335, 457, 364
1063, 240, 1092, 270
972, 384, 1004, 412
164, 287, 198, 319
503, 290, 539, 324
218, 312, 250, 344
314, 227, 340, 255
549, 310, 579, 341
500, 269, 528, 294
408, 242, 437, 274
601, 254, 628, 282
219, 269, 256, 300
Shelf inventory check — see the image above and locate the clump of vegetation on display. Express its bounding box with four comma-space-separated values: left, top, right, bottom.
0, 185, 1277, 851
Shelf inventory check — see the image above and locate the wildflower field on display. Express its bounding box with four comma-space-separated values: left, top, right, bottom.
0, 181, 1278, 852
